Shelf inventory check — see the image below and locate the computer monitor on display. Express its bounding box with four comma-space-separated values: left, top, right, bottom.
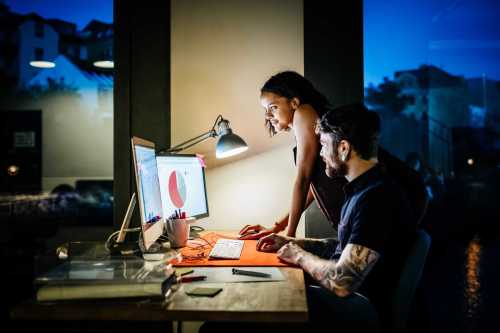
156, 154, 209, 220
130, 137, 165, 250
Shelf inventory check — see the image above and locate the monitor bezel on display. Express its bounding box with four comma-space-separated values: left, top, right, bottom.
130, 136, 165, 250
156, 152, 210, 220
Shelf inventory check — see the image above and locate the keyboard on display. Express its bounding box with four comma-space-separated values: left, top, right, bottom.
208, 239, 244, 259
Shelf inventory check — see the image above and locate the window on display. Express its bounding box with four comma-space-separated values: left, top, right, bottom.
80, 46, 88, 60
34, 47, 44, 60
364, 3, 500, 328
35, 21, 44, 38
0, 1, 114, 227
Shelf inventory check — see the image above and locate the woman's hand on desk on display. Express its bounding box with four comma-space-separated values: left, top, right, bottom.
238, 224, 273, 240
239, 221, 286, 240
256, 233, 291, 252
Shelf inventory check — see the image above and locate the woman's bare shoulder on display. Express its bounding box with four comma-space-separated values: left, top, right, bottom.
295, 104, 320, 119
294, 104, 320, 132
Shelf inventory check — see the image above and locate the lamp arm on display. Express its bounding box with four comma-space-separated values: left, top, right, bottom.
162, 129, 217, 153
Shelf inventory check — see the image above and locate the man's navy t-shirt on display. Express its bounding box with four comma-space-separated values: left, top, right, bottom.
331, 164, 417, 314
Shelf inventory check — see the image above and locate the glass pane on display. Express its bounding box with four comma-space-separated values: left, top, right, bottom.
365, 0, 499, 330
0, 1, 114, 228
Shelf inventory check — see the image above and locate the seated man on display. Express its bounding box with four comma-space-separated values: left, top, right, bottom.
257, 103, 417, 326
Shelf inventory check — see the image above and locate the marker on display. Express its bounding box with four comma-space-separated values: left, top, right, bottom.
232, 268, 271, 278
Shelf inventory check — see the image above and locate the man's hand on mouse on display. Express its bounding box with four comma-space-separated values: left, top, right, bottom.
256, 233, 292, 252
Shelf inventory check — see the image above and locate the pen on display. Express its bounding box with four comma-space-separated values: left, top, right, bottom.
180, 275, 207, 283
232, 268, 271, 278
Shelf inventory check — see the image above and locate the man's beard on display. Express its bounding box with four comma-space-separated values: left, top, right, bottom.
325, 152, 348, 178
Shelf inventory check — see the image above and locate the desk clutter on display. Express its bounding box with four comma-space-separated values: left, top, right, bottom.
181, 266, 285, 283
34, 259, 176, 302
171, 232, 290, 267
32, 231, 291, 302
33, 255, 286, 302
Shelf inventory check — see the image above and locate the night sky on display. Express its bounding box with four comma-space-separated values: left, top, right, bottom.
4, 0, 499, 87
364, 0, 500, 86
4, 0, 112, 30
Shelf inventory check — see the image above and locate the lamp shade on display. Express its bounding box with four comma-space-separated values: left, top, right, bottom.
161, 115, 248, 158
215, 129, 248, 159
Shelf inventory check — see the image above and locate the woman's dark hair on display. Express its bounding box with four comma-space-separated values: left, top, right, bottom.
317, 103, 380, 160
261, 71, 331, 136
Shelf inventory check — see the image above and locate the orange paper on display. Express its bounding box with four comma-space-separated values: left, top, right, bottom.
170, 232, 290, 267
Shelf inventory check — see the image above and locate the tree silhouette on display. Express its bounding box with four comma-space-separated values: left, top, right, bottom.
365, 77, 413, 113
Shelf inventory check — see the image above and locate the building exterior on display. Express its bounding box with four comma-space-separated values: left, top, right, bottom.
0, 3, 114, 192
0, 3, 112, 88
392, 65, 499, 175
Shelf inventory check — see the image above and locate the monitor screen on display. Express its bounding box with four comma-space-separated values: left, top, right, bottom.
156, 154, 209, 220
131, 137, 164, 250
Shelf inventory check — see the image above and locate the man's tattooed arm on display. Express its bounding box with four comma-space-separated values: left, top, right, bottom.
293, 238, 338, 259
297, 243, 380, 297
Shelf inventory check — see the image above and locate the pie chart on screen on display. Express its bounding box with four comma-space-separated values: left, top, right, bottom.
168, 171, 187, 208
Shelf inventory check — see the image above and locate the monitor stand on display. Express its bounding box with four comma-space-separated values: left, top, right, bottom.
108, 194, 166, 260
108, 193, 141, 257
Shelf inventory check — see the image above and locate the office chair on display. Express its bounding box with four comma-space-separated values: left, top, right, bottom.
390, 229, 431, 332
339, 229, 431, 332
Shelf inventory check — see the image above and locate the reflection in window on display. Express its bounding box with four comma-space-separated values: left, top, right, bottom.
365, 0, 499, 180
34, 47, 44, 60
365, 2, 499, 326
0, 1, 114, 226
35, 21, 44, 38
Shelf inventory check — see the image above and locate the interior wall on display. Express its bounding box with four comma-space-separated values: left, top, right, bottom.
199, 145, 304, 237
171, 0, 303, 168
171, 0, 304, 234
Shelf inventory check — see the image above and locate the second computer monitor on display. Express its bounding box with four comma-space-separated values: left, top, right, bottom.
156, 154, 209, 220
131, 137, 165, 250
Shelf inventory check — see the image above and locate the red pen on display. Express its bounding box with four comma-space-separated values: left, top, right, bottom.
180, 275, 206, 283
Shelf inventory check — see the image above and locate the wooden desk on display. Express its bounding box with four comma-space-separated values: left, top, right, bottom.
11, 231, 308, 324
11, 267, 307, 323
164, 267, 307, 322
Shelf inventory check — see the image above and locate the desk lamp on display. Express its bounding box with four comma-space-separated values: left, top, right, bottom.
159, 115, 248, 158
108, 116, 248, 256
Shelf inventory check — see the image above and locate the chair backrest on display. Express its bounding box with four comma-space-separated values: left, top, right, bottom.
391, 229, 431, 332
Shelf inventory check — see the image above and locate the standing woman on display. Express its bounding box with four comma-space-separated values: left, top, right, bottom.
239, 71, 428, 241
239, 71, 346, 239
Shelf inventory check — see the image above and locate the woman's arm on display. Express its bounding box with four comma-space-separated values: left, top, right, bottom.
240, 186, 315, 240
274, 186, 315, 232
286, 106, 320, 237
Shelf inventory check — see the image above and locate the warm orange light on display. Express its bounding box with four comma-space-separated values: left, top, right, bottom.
7, 165, 19, 176
465, 236, 481, 318
467, 158, 474, 166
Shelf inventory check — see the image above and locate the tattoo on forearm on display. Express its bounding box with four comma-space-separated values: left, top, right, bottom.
301, 243, 380, 296
296, 238, 338, 259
